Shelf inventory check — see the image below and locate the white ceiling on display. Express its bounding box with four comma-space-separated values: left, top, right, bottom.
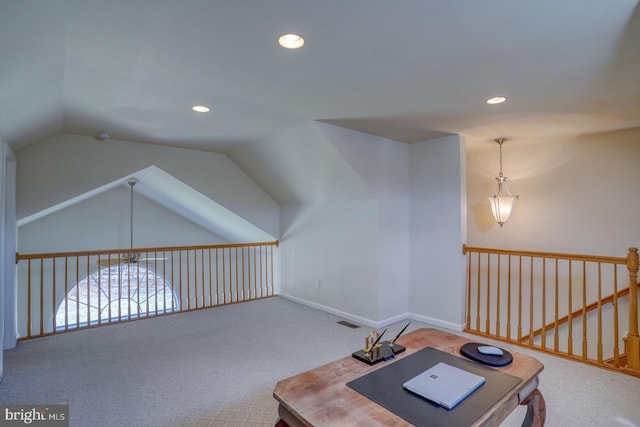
1, 0, 639, 153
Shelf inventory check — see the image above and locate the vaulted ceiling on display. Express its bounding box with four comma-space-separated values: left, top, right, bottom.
17, 165, 276, 242
1, 1, 639, 153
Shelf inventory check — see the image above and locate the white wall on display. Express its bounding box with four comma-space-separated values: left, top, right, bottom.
235, 122, 410, 325
1, 140, 17, 374
317, 123, 410, 322
16, 133, 280, 239
280, 200, 380, 322
466, 128, 640, 257
18, 187, 227, 253
239, 123, 467, 328
409, 135, 467, 329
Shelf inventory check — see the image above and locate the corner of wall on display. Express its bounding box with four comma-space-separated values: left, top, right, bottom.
1, 141, 19, 381
408, 135, 466, 326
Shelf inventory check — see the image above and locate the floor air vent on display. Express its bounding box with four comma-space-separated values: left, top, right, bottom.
337, 320, 361, 329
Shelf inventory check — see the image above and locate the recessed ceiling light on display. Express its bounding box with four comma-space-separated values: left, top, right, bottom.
192, 105, 210, 113
278, 33, 304, 49
486, 96, 507, 105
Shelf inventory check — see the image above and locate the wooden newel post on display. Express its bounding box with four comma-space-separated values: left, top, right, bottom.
626, 247, 640, 370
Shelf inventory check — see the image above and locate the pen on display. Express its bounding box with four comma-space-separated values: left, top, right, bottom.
391, 322, 411, 344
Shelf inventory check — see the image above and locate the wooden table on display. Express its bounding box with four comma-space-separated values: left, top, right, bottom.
273, 328, 545, 426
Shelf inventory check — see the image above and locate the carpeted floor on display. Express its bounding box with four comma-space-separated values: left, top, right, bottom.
0, 297, 639, 426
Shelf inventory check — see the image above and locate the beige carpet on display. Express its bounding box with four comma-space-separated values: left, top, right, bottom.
1, 297, 639, 426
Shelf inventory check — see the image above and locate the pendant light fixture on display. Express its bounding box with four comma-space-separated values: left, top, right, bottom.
119, 178, 165, 265
488, 138, 518, 227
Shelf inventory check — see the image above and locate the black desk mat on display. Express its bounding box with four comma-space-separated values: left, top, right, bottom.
346, 347, 521, 427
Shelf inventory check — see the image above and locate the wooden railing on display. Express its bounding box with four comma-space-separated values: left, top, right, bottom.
463, 245, 640, 377
15, 241, 278, 339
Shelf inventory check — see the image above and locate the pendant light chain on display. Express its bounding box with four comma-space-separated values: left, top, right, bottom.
499, 140, 503, 175
497, 137, 505, 178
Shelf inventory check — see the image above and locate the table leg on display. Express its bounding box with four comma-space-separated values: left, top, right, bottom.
520, 388, 546, 427
274, 405, 306, 427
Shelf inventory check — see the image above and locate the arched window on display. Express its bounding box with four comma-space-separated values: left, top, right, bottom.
55, 263, 179, 329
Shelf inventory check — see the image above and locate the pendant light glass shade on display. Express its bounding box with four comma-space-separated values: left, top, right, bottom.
489, 174, 518, 226
488, 138, 518, 227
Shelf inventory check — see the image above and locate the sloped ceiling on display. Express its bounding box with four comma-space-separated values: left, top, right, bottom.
17, 165, 276, 243
1, 1, 639, 153
228, 122, 373, 206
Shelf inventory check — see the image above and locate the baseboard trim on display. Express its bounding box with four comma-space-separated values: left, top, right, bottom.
278, 293, 383, 328
277, 293, 464, 332
407, 313, 464, 332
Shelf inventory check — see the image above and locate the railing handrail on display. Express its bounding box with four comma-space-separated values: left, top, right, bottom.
16, 241, 279, 340
521, 283, 640, 342
462, 244, 627, 265
463, 243, 640, 377
16, 240, 279, 262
